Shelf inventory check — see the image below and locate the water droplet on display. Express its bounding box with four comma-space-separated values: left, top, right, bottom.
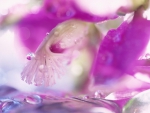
94, 90, 103, 98
83, 95, 89, 100
39, 65, 45, 72
145, 53, 150, 59
24, 95, 42, 105
46, 32, 49, 35
2, 100, 21, 113
26, 53, 35, 60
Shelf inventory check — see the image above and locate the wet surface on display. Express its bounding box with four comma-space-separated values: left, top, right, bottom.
0, 85, 121, 113
1, 85, 150, 113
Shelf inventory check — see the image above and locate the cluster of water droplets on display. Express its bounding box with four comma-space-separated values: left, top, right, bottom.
0, 86, 122, 113
2, 85, 150, 113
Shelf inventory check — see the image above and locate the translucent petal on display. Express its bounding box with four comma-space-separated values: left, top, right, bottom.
21, 19, 90, 86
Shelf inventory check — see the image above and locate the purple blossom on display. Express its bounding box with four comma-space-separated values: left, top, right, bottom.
15, 0, 150, 88
2, 1, 150, 112
92, 9, 150, 85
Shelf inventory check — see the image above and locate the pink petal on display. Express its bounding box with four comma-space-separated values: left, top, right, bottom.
92, 9, 150, 85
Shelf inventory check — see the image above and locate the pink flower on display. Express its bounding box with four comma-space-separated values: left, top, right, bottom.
16, 0, 150, 87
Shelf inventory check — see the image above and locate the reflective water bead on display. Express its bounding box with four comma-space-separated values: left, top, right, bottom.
2, 100, 21, 113
26, 53, 35, 60
82, 95, 89, 100
46, 32, 49, 35
24, 95, 42, 105
94, 91, 103, 98
38, 65, 45, 72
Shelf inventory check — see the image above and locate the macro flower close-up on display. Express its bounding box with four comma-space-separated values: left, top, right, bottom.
1, 0, 150, 113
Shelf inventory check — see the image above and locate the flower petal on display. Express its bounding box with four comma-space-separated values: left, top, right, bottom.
21, 19, 91, 86
16, 11, 64, 51
92, 9, 150, 85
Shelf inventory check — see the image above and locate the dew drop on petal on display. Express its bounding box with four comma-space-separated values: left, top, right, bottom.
145, 53, 150, 59
24, 95, 42, 105
26, 53, 35, 60
94, 91, 103, 98
38, 65, 45, 72
82, 95, 89, 100
46, 32, 49, 35
2, 100, 21, 113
